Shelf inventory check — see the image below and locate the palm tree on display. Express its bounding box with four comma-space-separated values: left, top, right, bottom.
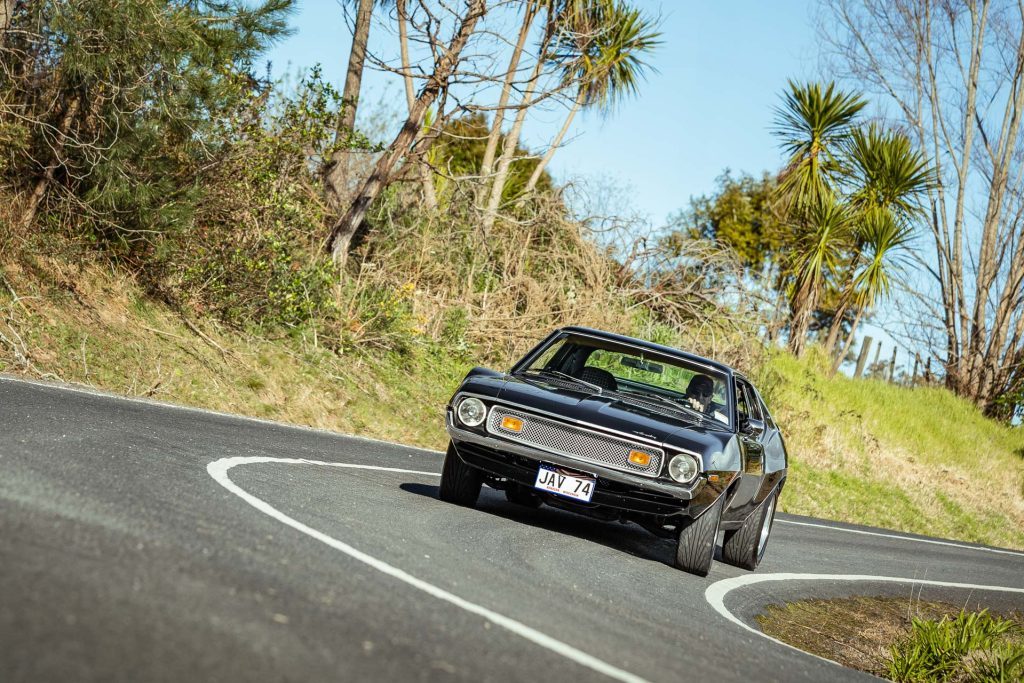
479, 1, 563, 231
822, 124, 933, 358
773, 81, 865, 212
772, 81, 865, 355
830, 210, 915, 373
521, 0, 660, 194
786, 198, 854, 356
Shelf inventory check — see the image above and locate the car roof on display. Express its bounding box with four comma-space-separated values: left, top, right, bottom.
556, 326, 737, 377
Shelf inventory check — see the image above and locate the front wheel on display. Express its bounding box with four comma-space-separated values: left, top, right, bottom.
674, 494, 723, 576
439, 441, 482, 507
721, 488, 778, 570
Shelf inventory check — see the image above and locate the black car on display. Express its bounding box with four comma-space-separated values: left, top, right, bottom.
441, 326, 788, 576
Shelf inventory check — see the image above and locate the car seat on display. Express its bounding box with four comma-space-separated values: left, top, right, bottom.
580, 366, 617, 391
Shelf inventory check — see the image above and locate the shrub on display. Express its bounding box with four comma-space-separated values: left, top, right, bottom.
887, 609, 1024, 683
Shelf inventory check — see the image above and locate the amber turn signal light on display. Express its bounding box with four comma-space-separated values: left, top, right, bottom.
501, 416, 524, 432
628, 450, 651, 466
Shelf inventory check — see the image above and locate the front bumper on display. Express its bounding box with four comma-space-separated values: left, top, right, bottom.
446, 413, 702, 506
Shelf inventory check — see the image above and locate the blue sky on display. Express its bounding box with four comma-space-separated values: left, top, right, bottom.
266, 0, 819, 224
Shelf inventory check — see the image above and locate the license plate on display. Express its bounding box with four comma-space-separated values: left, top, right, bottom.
533, 464, 596, 502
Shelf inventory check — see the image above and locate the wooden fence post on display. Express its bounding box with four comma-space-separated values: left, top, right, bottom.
854, 336, 873, 378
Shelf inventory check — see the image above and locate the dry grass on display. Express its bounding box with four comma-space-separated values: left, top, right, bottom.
758, 596, 1024, 681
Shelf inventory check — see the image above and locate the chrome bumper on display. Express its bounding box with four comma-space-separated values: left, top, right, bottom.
446, 414, 698, 501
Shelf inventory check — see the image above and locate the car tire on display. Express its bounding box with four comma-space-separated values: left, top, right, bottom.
722, 488, 778, 571
505, 484, 542, 508
674, 494, 723, 576
439, 441, 482, 507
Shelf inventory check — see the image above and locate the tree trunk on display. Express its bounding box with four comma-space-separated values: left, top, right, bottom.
479, 1, 538, 180
1, 0, 15, 32
822, 298, 848, 358
481, 58, 545, 231
327, 0, 486, 266
787, 272, 817, 357
324, 0, 375, 211
523, 88, 584, 194
20, 96, 81, 229
831, 306, 864, 375
397, 0, 437, 210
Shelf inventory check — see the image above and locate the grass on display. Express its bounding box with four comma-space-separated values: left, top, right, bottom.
758, 351, 1024, 550
757, 596, 1024, 682
2, 257, 1023, 549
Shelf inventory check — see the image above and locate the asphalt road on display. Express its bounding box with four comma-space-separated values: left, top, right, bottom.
2, 376, 1022, 683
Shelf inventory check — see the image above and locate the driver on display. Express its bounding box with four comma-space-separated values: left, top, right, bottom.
684, 374, 715, 413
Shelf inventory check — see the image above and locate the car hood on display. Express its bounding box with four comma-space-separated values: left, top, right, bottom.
454, 370, 734, 455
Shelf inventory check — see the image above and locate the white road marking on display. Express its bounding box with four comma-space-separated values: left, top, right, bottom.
207, 456, 648, 683
705, 573, 1024, 668
776, 519, 1024, 557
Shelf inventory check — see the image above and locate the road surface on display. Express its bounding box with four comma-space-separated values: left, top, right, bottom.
1, 376, 1022, 682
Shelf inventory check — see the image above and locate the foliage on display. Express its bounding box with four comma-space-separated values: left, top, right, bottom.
0, 0, 295, 253
888, 610, 1024, 683
552, 0, 662, 111
678, 171, 789, 273
432, 114, 554, 203
159, 69, 349, 328
771, 81, 933, 357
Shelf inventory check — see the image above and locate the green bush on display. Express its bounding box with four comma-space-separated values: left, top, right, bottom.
160, 70, 347, 328
888, 609, 1024, 682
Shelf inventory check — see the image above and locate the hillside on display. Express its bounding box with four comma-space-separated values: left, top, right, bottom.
3, 257, 1022, 551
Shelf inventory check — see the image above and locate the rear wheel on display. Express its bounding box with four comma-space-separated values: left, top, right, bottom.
722, 488, 778, 570
439, 442, 482, 507
674, 494, 723, 576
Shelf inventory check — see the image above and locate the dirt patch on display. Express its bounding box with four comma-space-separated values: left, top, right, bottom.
757, 596, 1023, 680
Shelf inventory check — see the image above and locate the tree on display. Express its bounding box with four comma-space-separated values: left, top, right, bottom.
823, 0, 1024, 419
678, 171, 787, 275
772, 80, 865, 355
522, 0, 659, 194
323, 0, 377, 211
432, 114, 554, 199
830, 210, 915, 372
478, 0, 545, 182
1, 0, 294, 241
479, 0, 563, 231
326, 0, 487, 266
823, 124, 933, 360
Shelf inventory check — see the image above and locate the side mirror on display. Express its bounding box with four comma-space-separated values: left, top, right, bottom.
740, 417, 765, 438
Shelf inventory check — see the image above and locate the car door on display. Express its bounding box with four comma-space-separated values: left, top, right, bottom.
752, 385, 787, 474
736, 379, 765, 475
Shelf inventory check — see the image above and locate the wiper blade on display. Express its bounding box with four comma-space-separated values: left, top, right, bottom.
516, 369, 603, 394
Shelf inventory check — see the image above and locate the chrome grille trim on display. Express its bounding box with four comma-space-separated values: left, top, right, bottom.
486, 406, 663, 478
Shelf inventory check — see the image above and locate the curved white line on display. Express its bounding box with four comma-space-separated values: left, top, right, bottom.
207, 456, 647, 683
776, 519, 1024, 557
705, 573, 1024, 667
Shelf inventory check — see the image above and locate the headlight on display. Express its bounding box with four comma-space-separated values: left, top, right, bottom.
456, 397, 487, 427
667, 453, 700, 483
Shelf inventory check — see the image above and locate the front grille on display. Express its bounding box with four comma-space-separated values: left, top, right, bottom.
486, 405, 663, 478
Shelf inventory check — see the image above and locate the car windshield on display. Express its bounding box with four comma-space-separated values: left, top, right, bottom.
517, 334, 732, 428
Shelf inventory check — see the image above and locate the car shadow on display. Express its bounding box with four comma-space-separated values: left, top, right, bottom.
399, 482, 721, 569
